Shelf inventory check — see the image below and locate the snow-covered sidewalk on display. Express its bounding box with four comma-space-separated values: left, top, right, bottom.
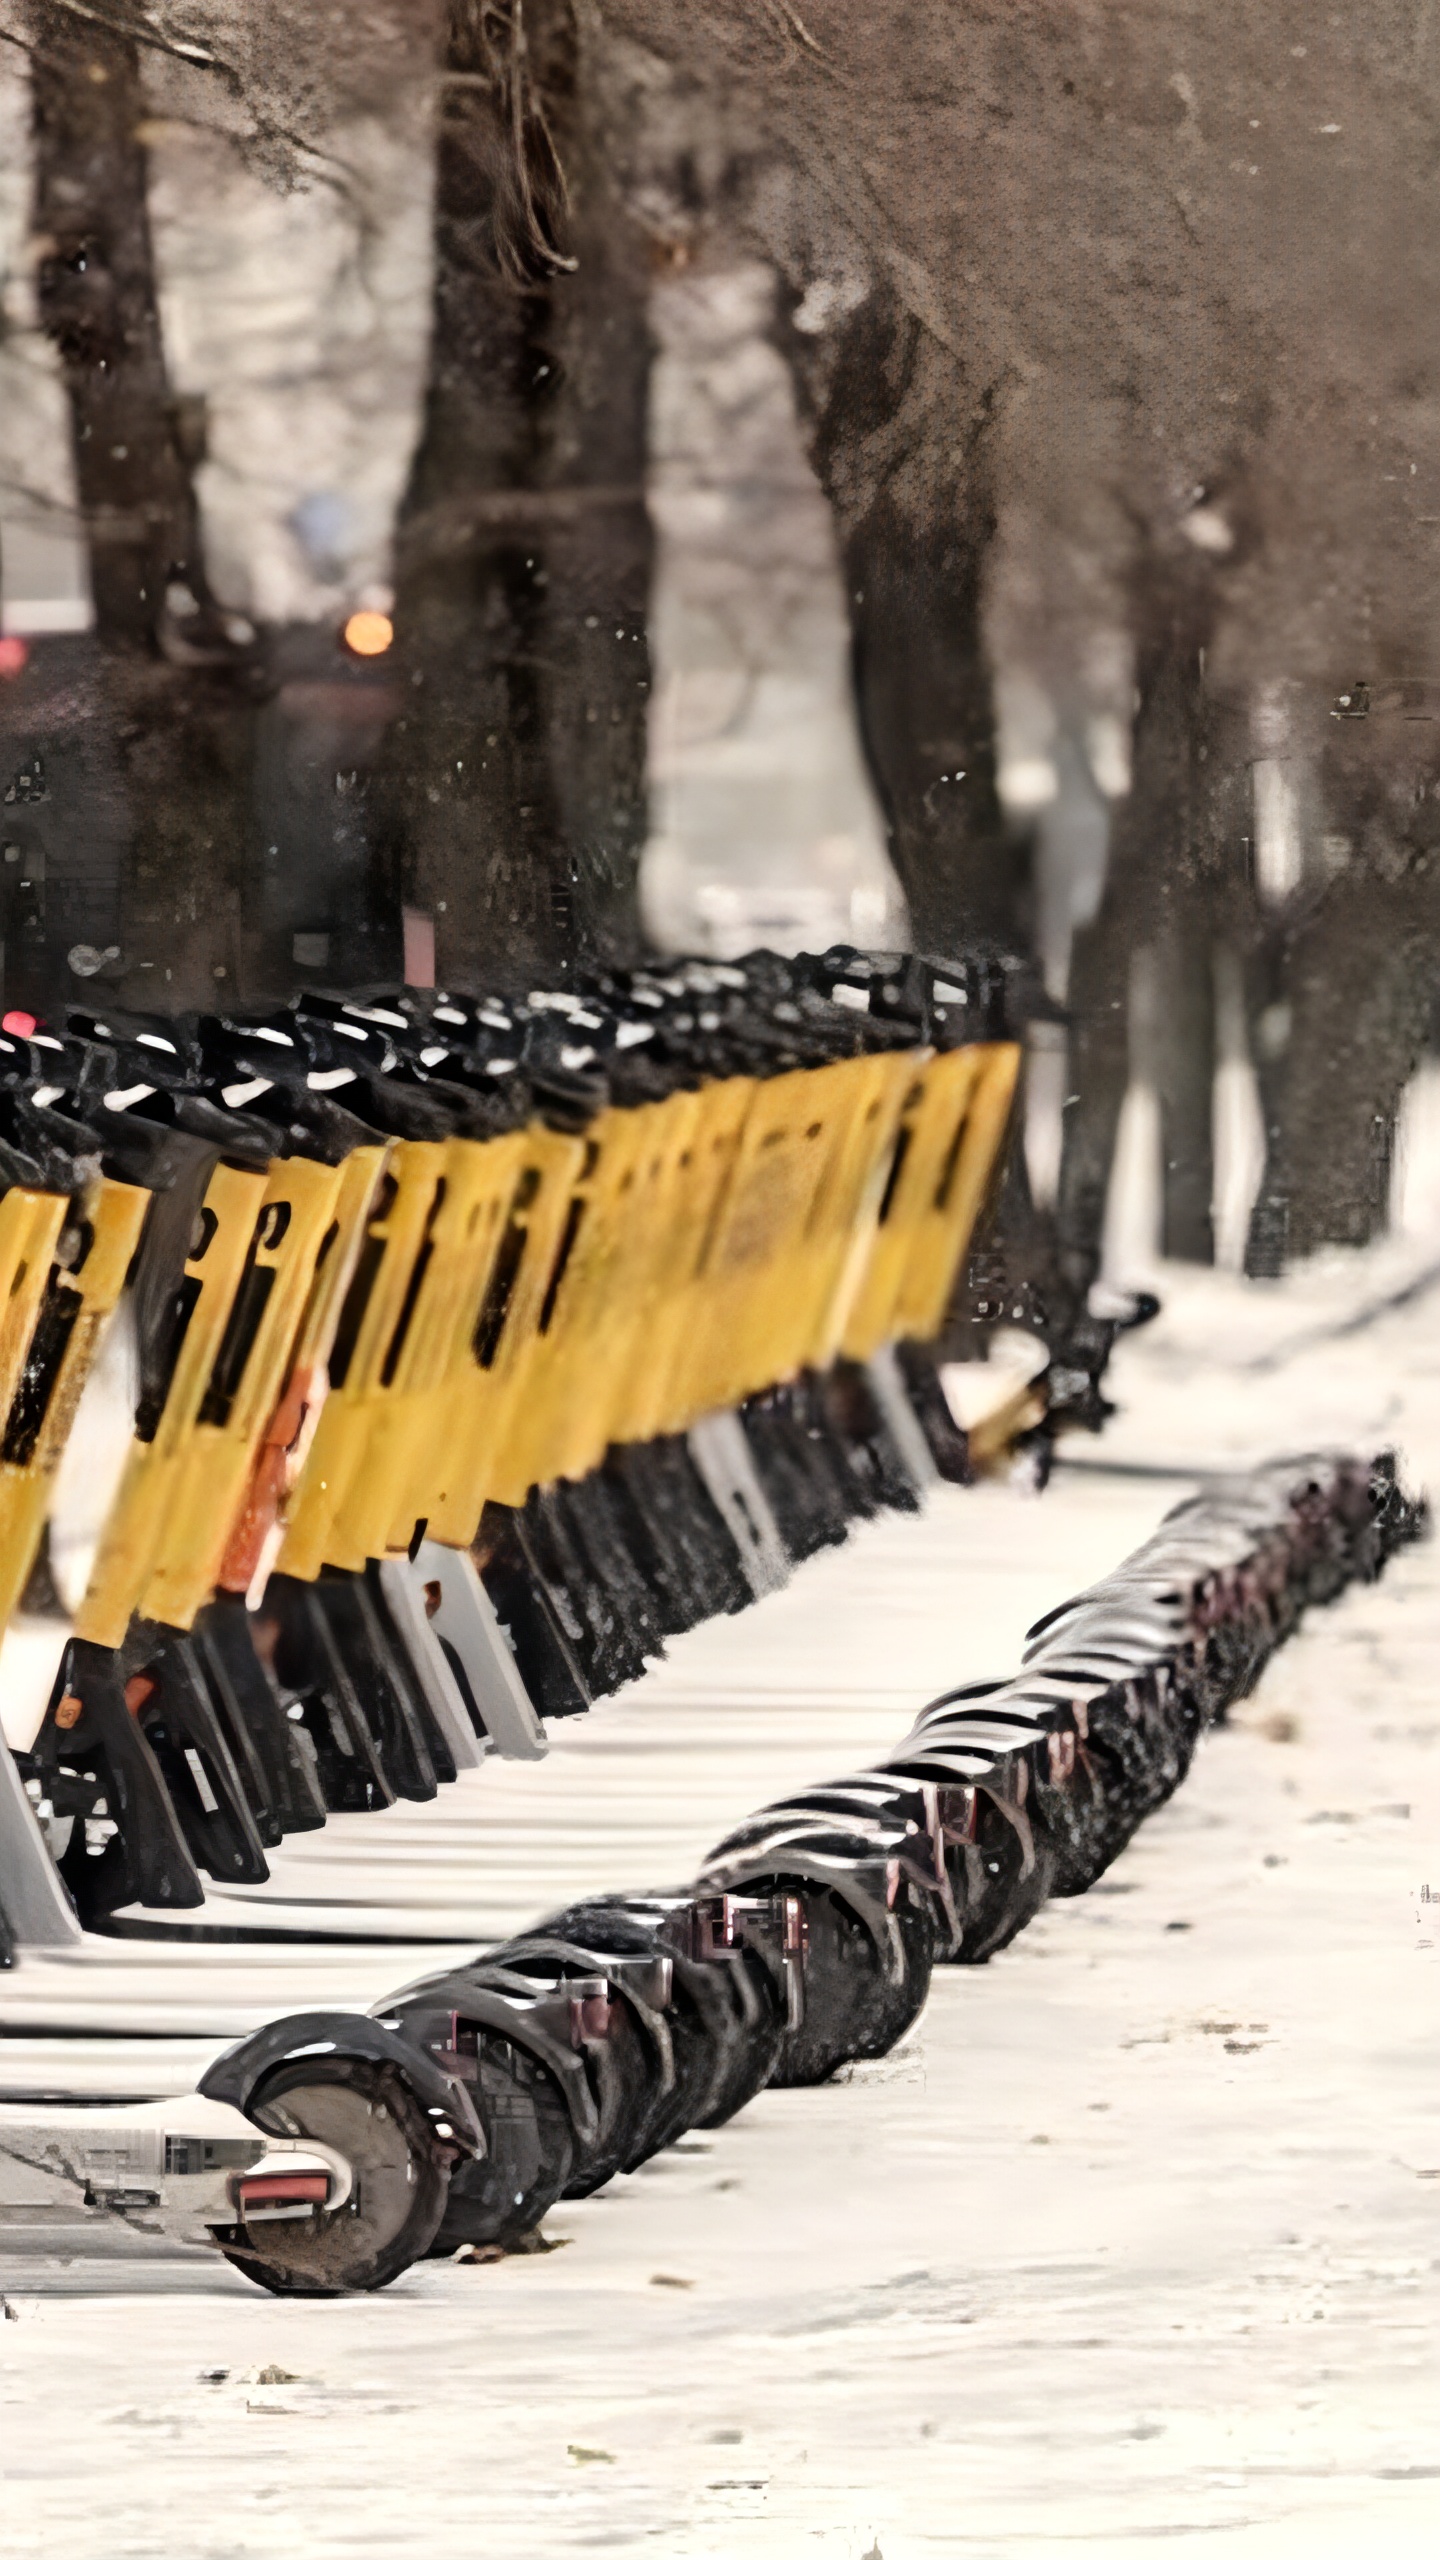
3, 1246, 1438, 2558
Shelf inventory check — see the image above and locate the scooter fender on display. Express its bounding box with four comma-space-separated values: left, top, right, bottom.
198, 2008, 484, 2156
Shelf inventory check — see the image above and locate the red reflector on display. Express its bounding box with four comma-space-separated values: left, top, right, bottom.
239, 2172, 330, 2211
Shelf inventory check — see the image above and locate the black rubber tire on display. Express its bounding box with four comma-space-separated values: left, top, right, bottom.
940, 1791, 1055, 1965
695, 1942, 789, 2126
768, 1882, 935, 2087
431, 2033, 575, 2254
216, 2057, 448, 2296
537, 1899, 740, 2155
558, 1996, 660, 2196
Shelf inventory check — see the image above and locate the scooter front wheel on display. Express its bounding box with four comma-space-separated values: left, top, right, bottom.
216, 2057, 448, 2296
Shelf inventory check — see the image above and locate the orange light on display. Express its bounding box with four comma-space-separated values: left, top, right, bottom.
0, 635, 29, 680
343, 609, 393, 658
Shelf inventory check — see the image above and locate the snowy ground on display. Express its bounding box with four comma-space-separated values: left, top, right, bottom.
2, 1243, 1438, 2559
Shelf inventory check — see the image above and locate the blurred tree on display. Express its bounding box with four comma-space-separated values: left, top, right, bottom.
24, 0, 254, 1011
376, 0, 653, 988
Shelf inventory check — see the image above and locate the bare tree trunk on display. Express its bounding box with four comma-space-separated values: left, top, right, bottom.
844, 496, 1018, 955
1246, 884, 1436, 1271
1053, 892, 1131, 1316
1148, 651, 1225, 1269
28, 9, 196, 640
540, 109, 653, 966
27, 3, 253, 1013
378, 0, 652, 989
1054, 595, 1232, 1312
780, 303, 1021, 959
1245, 720, 1440, 1271
23, 7, 253, 1008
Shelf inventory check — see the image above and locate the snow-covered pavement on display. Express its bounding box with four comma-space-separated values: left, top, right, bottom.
3, 1245, 1438, 2558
